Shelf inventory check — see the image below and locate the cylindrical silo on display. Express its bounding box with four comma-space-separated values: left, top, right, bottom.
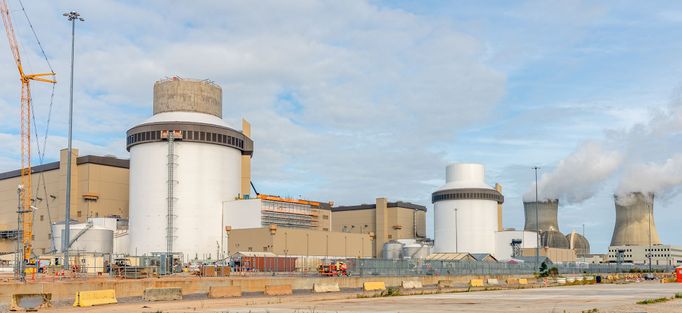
127, 77, 253, 260
610, 192, 661, 246
382, 241, 403, 260
432, 163, 503, 254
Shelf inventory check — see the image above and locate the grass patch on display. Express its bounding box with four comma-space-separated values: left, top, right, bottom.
637, 297, 671, 305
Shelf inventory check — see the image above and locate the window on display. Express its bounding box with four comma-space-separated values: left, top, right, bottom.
323, 228, 329, 231
77, 211, 82, 218
212, 133, 217, 142
40, 215, 44, 221
194, 131, 199, 139
48, 233, 51, 239
323, 215, 329, 220
200, 132, 205, 140
388, 234, 393, 239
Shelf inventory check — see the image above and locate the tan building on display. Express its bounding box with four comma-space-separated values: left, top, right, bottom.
227, 225, 372, 258
521, 247, 577, 263
332, 198, 427, 257
0, 149, 129, 255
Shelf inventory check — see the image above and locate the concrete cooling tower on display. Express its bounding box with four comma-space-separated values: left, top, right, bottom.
432, 163, 504, 254
523, 200, 569, 249
610, 192, 661, 246
127, 77, 254, 260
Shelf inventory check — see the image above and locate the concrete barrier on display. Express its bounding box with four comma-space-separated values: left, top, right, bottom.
518, 278, 528, 285
264, 285, 293, 296
73, 289, 117, 307
506, 278, 519, 285
438, 280, 455, 288
11, 293, 51, 311
566, 277, 576, 283
487, 278, 499, 285
313, 283, 340, 293
575, 277, 584, 281
363, 281, 386, 291
401, 281, 423, 289
556, 278, 567, 284
143, 287, 182, 301
469, 279, 484, 287
208, 286, 242, 298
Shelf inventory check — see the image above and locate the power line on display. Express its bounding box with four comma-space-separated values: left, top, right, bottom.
16, 0, 53, 72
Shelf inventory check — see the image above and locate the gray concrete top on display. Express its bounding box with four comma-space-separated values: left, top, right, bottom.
153, 77, 222, 118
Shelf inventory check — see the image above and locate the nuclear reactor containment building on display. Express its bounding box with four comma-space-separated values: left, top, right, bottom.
523, 199, 569, 249
126, 78, 253, 260
432, 163, 503, 254
610, 192, 661, 246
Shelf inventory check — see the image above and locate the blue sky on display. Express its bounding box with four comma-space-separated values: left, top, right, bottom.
0, 0, 681, 253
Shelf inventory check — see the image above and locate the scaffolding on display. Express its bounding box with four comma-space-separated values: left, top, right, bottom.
259, 195, 322, 229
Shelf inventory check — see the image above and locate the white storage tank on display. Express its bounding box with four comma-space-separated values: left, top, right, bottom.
382, 241, 403, 260
51, 222, 114, 254
126, 77, 253, 260
432, 163, 503, 254
401, 243, 431, 259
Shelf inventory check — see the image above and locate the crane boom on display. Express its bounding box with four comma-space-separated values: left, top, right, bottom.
1, 0, 55, 264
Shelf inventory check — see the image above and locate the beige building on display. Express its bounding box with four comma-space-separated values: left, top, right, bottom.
332, 198, 427, 257
227, 225, 372, 258
607, 245, 682, 266
521, 247, 577, 263
0, 149, 129, 255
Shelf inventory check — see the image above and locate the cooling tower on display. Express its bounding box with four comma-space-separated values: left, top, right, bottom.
610, 192, 661, 246
432, 163, 504, 254
523, 199, 569, 249
127, 77, 253, 260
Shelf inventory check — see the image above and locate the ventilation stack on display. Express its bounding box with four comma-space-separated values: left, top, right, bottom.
610, 192, 661, 246
523, 199, 569, 249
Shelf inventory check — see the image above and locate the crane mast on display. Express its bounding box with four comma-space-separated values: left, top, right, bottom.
1, 0, 55, 264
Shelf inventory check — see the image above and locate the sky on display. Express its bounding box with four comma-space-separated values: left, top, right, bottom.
0, 0, 681, 253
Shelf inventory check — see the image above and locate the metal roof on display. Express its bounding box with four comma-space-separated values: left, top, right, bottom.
332, 201, 427, 212
425, 252, 475, 261
0, 155, 129, 180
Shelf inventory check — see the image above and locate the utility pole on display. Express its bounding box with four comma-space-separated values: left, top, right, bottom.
533, 166, 540, 269
648, 195, 653, 273
62, 11, 84, 270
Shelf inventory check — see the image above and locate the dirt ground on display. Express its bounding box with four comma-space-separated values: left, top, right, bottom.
43, 281, 682, 313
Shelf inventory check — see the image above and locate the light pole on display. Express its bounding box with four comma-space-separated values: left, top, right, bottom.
454, 208, 458, 253
533, 166, 540, 269
648, 196, 653, 273
16, 186, 23, 281
62, 11, 84, 271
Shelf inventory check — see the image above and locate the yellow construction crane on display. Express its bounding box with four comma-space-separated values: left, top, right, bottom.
0, 0, 55, 264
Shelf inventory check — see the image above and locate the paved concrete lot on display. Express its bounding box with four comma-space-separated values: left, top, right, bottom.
48, 282, 682, 313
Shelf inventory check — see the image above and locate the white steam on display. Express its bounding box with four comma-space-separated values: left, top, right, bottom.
617, 155, 682, 196
522, 142, 622, 203
525, 94, 682, 203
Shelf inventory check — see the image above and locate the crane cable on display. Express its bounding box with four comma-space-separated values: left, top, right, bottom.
16, 0, 57, 250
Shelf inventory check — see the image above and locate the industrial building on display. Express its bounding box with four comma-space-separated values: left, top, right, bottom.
523, 199, 571, 249
126, 77, 253, 261
494, 229, 538, 260
607, 245, 682, 266
0, 149, 129, 256
227, 225, 372, 258
331, 198, 427, 257
223, 194, 332, 231
431, 163, 504, 255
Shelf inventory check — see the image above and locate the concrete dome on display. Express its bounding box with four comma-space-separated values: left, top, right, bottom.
540, 230, 570, 249
566, 231, 590, 256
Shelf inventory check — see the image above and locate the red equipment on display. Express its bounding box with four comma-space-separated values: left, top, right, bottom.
318, 261, 350, 277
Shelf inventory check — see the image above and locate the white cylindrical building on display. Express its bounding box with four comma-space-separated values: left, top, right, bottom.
126, 77, 253, 260
432, 163, 503, 254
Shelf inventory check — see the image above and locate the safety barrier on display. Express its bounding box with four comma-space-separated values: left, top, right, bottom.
487, 278, 499, 285
208, 286, 242, 298
313, 283, 341, 293
506, 278, 518, 285
73, 289, 117, 307
143, 287, 182, 301
264, 285, 293, 296
518, 278, 528, 285
363, 281, 386, 291
469, 279, 484, 287
401, 280, 423, 289
11, 293, 51, 311
438, 280, 455, 288
557, 278, 567, 284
